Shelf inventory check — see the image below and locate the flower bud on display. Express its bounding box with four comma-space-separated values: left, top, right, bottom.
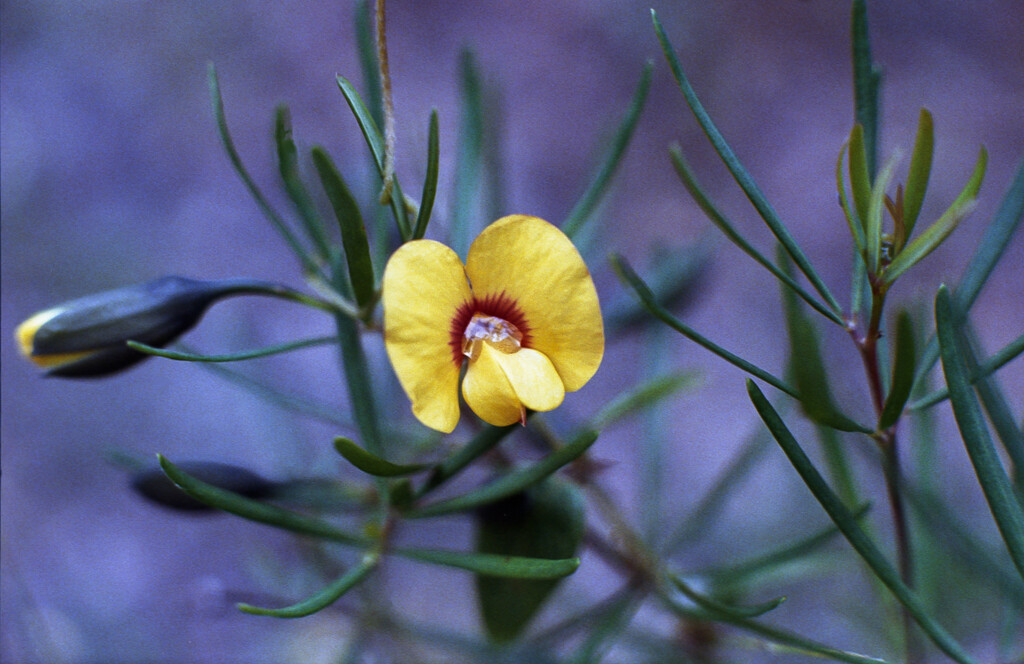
15, 276, 237, 377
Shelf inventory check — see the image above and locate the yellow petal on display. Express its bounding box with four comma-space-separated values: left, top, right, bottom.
466, 215, 603, 391
382, 240, 471, 433
461, 344, 524, 427
490, 347, 564, 412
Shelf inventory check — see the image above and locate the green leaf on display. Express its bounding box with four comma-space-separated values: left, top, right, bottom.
912, 158, 1023, 390
207, 65, 324, 280
902, 108, 934, 242
935, 286, 1024, 581
780, 250, 873, 433
851, 0, 880, 177
274, 105, 332, 260
237, 552, 378, 618
669, 574, 784, 619
661, 592, 891, 664
408, 430, 598, 518
878, 310, 917, 429
589, 370, 697, 430
836, 136, 867, 255
746, 381, 979, 664
604, 241, 709, 333
672, 146, 844, 326
883, 147, 987, 285
449, 49, 485, 258
412, 110, 440, 239
395, 547, 579, 580
332, 301, 383, 457
312, 147, 376, 310
610, 253, 798, 398
353, 0, 383, 130
335, 75, 411, 240
158, 455, 369, 547
561, 61, 652, 239
652, 10, 842, 317
476, 479, 585, 642
848, 124, 872, 231
333, 437, 429, 477
128, 336, 339, 363
864, 156, 896, 275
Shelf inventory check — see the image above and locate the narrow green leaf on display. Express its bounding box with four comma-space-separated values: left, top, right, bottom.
883, 148, 987, 285
746, 380, 979, 664
408, 430, 598, 518
158, 455, 369, 547
335, 75, 411, 240
449, 49, 485, 258
848, 124, 872, 230
395, 547, 579, 580
353, 0, 383, 129
661, 592, 891, 664
851, 0, 880, 177
333, 304, 383, 455
333, 437, 428, 477
128, 336, 338, 363
902, 108, 934, 241
669, 574, 784, 619
312, 147, 376, 309
611, 253, 798, 398
672, 146, 844, 326
208, 65, 324, 279
412, 110, 440, 239
935, 286, 1024, 581
590, 370, 697, 430
781, 252, 872, 433
562, 61, 652, 239
836, 137, 867, 255
652, 10, 842, 317
604, 241, 709, 333
237, 552, 378, 617
913, 332, 1024, 411
878, 310, 917, 429
973, 360, 1024, 497
476, 479, 585, 642
275, 105, 332, 260
865, 157, 896, 275
913, 158, 1024, 390
953, 156, 1023, 311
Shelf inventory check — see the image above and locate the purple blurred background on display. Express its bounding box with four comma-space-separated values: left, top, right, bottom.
2, 1, 1022, 661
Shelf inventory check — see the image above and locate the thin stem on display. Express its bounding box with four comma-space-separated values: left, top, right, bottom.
852, 281, 923, 664
375, 0, 396, 205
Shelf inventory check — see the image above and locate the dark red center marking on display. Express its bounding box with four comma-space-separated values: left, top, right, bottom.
448, 291, 531, 367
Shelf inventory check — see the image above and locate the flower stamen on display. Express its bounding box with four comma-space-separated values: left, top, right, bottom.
462, 313, 523, 361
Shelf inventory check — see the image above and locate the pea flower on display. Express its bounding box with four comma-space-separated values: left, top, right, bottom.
382, 215, 603, 433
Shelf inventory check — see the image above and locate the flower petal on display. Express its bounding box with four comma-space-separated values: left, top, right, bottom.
382, 240, 471, 433
462, 344, 524, 427
491, 347, 564, 413
466, 215, 603, 391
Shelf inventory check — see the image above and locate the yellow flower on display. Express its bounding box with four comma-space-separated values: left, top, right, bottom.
382, 215, 604, 433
